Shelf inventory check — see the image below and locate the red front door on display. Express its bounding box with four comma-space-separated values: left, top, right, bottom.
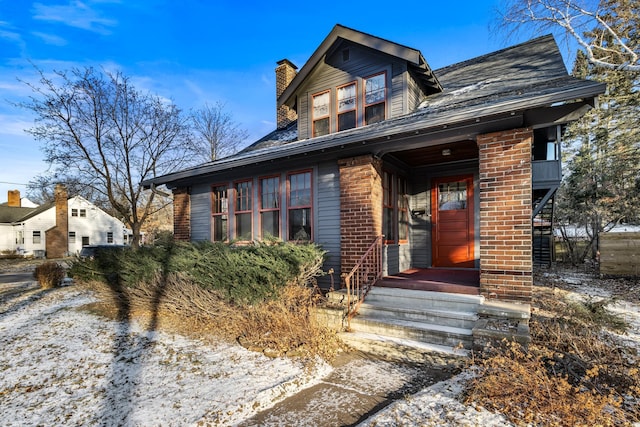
431, 175, 475, 268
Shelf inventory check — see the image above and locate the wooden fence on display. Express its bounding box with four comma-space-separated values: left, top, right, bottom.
599, 232, 640, 277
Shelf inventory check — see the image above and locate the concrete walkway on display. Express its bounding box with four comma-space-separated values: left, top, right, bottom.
238, 351, 458, 427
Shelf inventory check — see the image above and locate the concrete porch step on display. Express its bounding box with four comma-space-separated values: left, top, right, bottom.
364, 287, 484, 312
356, 302, 478, 330
349, 314, 474, 349
337, 331, 469, 364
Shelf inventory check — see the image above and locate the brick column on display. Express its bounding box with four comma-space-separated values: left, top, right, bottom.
173, 187, 190, 241
338, 154, 382, 284
477, 129, 533, 303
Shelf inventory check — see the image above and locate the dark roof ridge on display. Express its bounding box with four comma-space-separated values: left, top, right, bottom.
434, 34, 557, 74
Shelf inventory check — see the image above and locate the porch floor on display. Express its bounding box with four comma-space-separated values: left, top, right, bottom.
377, 268, 480, 295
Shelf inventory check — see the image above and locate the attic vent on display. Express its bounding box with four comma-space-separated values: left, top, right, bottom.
342, 49, 350, 62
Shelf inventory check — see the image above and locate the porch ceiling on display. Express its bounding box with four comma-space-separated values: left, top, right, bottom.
389, 140, 478, 167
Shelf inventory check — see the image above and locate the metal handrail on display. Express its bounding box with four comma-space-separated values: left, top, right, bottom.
344, 235, 384, 330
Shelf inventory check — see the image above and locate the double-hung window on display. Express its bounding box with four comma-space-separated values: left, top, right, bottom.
79, 209, 86, 218
69, 231, 76, 244
211, 185, 228, 242
32, 231, 41, 244
260, 176, 280, 239
235, 180, 252, 241
312, 91, 330, 137
71, 209, 78, 217
364, 72, 386, 125
288, 171, 312, 241
337, 82, 356, 131
107, 232, 114, 244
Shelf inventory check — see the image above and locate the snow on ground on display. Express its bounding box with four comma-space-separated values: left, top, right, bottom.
0, 284, 331, 426
2, 270, 639, 426
358, 369, 512, 427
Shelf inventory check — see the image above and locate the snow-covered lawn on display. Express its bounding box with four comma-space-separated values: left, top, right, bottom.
2, 268, 639, 426
0, 284, 330, 426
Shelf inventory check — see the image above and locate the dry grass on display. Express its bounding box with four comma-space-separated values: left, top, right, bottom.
34, 262, 66, 289
464, 276, 640, 426
81, 272, 343, 360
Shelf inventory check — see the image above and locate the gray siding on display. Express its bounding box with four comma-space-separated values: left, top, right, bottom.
190, 183, 211, 241
409, 178, 430, 268
296, 41, 409, 140
383, 244, 411, 276
316, 160, 341, 287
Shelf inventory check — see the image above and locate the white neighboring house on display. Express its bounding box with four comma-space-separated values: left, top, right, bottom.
0, 189, 127, 257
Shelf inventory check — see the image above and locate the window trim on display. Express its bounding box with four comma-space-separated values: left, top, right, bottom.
287, 169, 313, 242
397, 176, 409, 244
382, 170, 395, 244
363, 71, 387, 125
336, 81, 357, 132
259, 174, 281, 239
211, 183, 229, 242
311, 89, 331, 137
234, 179, 253, 241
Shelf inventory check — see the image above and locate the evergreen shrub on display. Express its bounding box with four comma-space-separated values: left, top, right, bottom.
70, 239, 326, 305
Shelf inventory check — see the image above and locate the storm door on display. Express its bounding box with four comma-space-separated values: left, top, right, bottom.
431, 175, 475, 268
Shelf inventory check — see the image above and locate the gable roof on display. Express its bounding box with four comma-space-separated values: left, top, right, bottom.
142, 32, 606, 189
278, 24, 442, 108
0, 202, 54, 224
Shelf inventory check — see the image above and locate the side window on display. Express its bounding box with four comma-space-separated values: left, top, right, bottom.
383, 171, 394, 243
364, 72, 386, 125
234, 180, 253, 241
287, 171, 312, 241
398, 176, 408, 242
32, 231, 41, 244
337, 82, 357, 131
211, 185, 228, 242
69, 231, 76, 244
259, 176, 280, 239
312, 91, 330, 137
107, 232, 114, 243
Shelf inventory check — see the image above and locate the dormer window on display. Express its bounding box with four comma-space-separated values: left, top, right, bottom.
312, 91, 330, 137
364, 72, 386, 125
337, 82, 357, 131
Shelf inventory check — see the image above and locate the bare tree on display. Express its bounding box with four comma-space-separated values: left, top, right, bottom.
190, 101, 248, 162
497, 0, 639, 71
18, 67, 198, 248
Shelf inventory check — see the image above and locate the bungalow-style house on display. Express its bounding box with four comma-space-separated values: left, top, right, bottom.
0, 185, 127, 258
143, 25, 605, 351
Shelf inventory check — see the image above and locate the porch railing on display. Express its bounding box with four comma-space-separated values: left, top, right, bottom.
344, 235, 384, 330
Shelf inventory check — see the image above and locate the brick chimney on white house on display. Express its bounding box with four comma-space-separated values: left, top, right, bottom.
45, 184, 69, 259
7, 190, 20, 207
275, 59, 297, 129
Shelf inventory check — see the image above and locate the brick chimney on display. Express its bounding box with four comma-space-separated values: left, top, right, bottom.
7, 190, 20, 207
276, 59, 298, 129
45, 184, 68, 258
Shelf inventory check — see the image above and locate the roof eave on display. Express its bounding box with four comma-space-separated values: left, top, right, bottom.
143, 81, 605, 188
278, 24, 433, 108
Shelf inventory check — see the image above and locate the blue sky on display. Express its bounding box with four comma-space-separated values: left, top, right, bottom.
0, 0, 567, 201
